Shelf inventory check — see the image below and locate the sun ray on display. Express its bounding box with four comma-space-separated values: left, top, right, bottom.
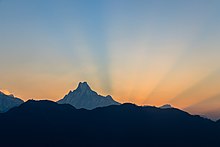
169, 68, 220, 108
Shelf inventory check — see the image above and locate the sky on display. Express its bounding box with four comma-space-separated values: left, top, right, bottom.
0, 0, 220, 119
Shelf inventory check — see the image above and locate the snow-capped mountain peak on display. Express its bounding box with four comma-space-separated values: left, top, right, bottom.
0, 91, 24, 112
76, 82, 91, 92
57, 82, 120, 109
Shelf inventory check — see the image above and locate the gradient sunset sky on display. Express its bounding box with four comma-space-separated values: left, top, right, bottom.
0, 0, 220, 118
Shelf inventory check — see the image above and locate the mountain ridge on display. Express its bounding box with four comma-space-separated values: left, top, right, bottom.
0, 100, 219, 147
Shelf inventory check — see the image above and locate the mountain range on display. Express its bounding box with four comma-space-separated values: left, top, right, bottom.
0, 82, 220, 146
0, 100, 219, 147
0, 82, 219, 122
0, 82, 119, 112
0, 82, 219, 121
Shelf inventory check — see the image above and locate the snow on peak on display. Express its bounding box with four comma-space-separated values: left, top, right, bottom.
0, 91, 24, 112
57, 82, 120, 109
76, 82, 91, 92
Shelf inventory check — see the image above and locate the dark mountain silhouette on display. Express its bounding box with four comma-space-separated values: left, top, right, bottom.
58, 82, 120, 109
0, 100, 219, 147
0, 91, 24, 112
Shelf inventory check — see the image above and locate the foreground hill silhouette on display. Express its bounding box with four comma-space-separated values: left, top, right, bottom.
0, 100, 219, 147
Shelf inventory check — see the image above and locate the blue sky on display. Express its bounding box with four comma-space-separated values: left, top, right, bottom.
0, 0, 220, 118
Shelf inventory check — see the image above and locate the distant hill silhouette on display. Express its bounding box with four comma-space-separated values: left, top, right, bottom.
0, 100, 219, 147
58, 82, 120, 109
159, 104, 173, 109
